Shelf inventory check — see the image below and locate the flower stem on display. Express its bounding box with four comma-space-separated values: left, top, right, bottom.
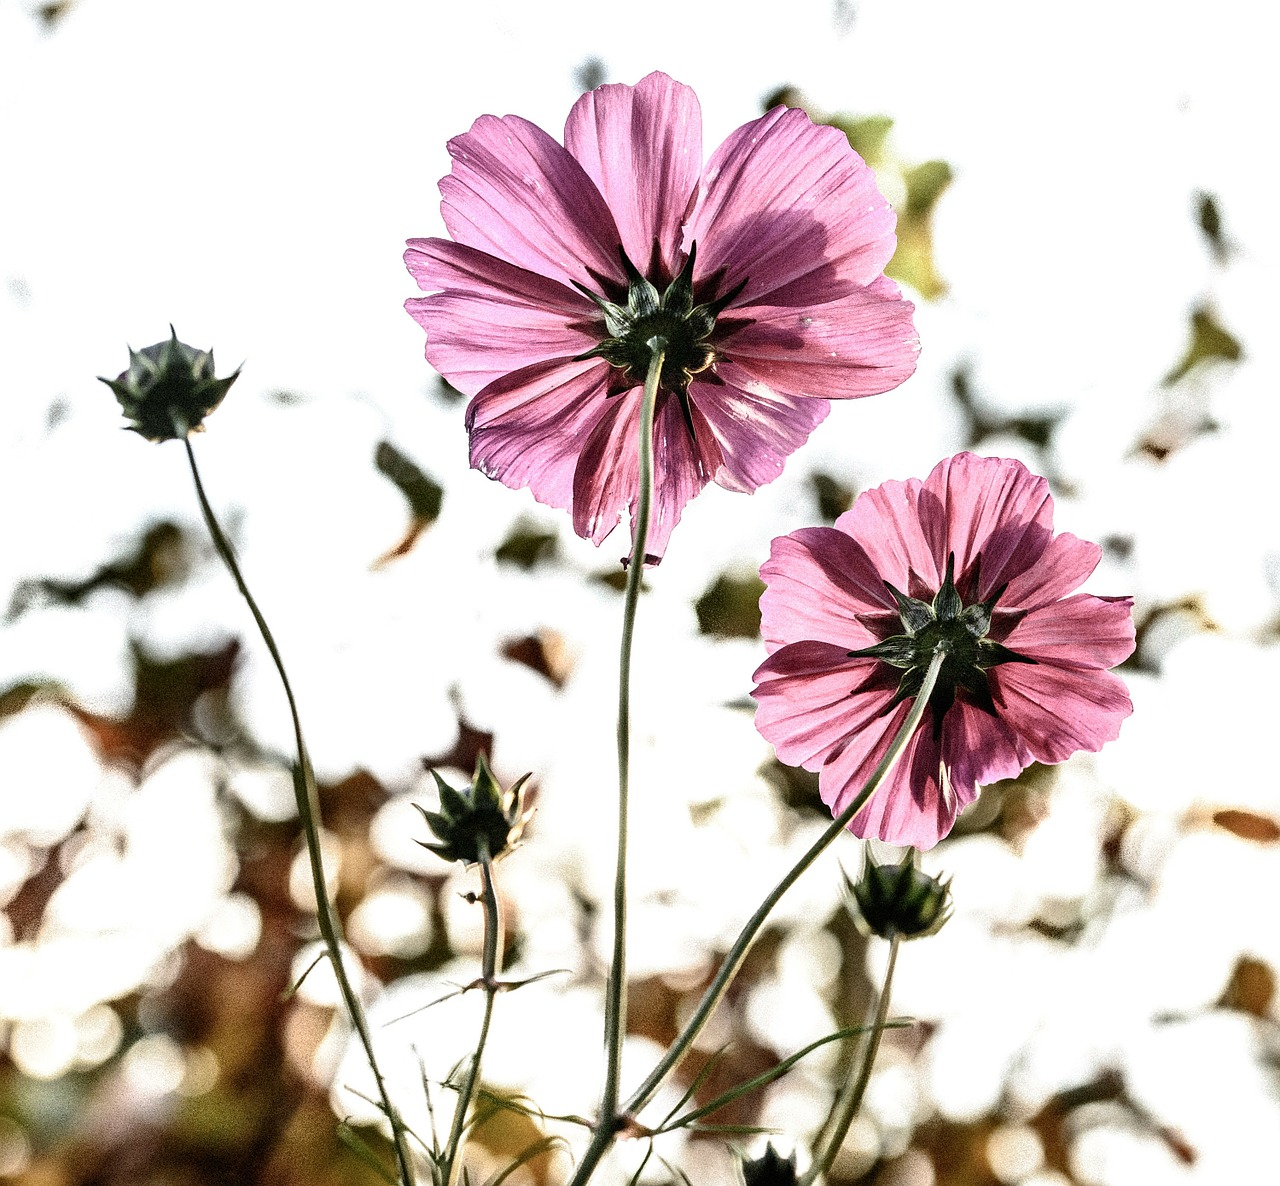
567, 650, 944, 1186
802, 932, 902, 1186
600, 340, 666, 1122
183, 437, 415, 1186
624, 647, 944, 1114
442, 843, 503, 1185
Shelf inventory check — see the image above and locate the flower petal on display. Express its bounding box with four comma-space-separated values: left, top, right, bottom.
686, 105, 898, 307
1002, 594, 1137, 670
989, 660, 1133, 764
999, 531, 1102, 611
833, 474, 943, 600
816, 701, 968, 850
687, 360, 829, 495
563, 71, 702, 281
571, 388, 723, 560
405, 240, 600, 395
916, 453, 1057, 598
752, 644, 898, 770
724, 275, 919, 399
758, 527, 897, 655
439, 114, 624, 290
466, 357, 613, 513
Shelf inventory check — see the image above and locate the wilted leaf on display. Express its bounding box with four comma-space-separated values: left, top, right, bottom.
1212, 809, 1280, 844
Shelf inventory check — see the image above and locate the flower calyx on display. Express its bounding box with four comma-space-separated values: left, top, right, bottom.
740, 1143, 799, 1186
415, 753, 532, 866
849, 552, 1035, 732
99, 327, 240, 442
574, 242, 744, 440
846, 852, 952, 941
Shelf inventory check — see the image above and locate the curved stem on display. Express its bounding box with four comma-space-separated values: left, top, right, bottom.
624, 647, 945, 1115
600, 341, 666, 1121
443, 845, 503, 1185
802, 933, 902, 1186
567, 651, 945, 1186
184, 438, 415, 1186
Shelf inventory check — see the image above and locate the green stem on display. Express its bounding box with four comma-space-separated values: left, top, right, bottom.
627, 648, 945, 1112
568, 651, 945, 1186
600, 340, 666, 1122
802, 932, 902, 1186
442, 845, 502, 1185
183, 437, 415, 1186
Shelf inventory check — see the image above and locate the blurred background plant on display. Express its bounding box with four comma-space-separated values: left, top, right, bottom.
2, 2, 1278, 1184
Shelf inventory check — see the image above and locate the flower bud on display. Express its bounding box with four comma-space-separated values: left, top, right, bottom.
415, 753, 531, 866
846, 853, 951, 941
99, 327, 239, 441
740, 1143, 798, 1186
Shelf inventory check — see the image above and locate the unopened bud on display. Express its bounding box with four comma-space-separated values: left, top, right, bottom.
846, 853, 951, 941
415, 753, 531, 866
99, 327, 239, 441
741, 1143, 798, 1186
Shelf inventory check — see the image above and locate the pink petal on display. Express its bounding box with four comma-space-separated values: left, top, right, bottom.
466, 357, 613, 513
939, 699, 1033, 801
724, 275, 919, 399
439, 114, 623, 291
990, 661, 1133, 765
816, 701, 968, 850
571, 388, 723, 560
687, 359, 829, 495
1002, 594, 1137, 670
752, 644, 899, 769
916, 453, 1056, 598
686, 105, 898, 307
563, 72, 702, 281
833, 474, 943, 600
999, 531, 1102, 611
404, 243, 599, 395
758, 527, 898, 655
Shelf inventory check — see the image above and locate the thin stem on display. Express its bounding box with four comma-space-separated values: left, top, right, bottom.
600, 341, 666, 1119
802, 933, 902, 1186
625, 647, 945, 1114
183, 437, 415, 1186
567, 650, 945, 1186
442, 845, 503, 1185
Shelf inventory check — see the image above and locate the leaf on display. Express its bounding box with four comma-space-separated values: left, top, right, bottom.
376, 440, 444, 523
1162, 304, 1242, 386
336, 1121, 399, 1184
695, 573, 765, 639
495, 523, 559, 569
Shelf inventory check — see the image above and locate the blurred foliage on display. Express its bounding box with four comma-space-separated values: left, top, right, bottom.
495, 521, 560, 570
950, 366, 1065, 451
7, 520, 188, 620
695, 573, 764, 639
1195, 190, 1232, 264
372, 440, 444, 566
1161, 303, 1242, 387
809, 472, 855, 523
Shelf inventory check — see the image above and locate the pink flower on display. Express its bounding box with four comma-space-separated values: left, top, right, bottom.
751, 453, 1135, 849
405, 72, 918, 560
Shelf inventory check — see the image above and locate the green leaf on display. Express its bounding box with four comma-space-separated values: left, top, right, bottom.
695, 573, 765, 639
1162, 304, 1243, 386
375, 440, 444, 523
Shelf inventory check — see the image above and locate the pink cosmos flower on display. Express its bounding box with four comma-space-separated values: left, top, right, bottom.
405, 71, 918, 560
751, 453, 1135, 849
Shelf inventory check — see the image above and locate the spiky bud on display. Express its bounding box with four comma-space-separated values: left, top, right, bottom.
415, 754, 531, 866
741, 1143, 798, 1186
846, 852, 952, 941
99, 327, 239, 441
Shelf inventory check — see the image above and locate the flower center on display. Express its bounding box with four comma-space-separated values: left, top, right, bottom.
574, 244, 745, 438
849, 553, 1035, 734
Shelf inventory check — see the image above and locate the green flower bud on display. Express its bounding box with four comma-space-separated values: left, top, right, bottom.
846, 853, 952, 941
99, 327, 239, 441
741, 1143, 798, 1186
415, 753, 531, 866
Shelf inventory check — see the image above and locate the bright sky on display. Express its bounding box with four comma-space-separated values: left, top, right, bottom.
2, 1, 1279, 1182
